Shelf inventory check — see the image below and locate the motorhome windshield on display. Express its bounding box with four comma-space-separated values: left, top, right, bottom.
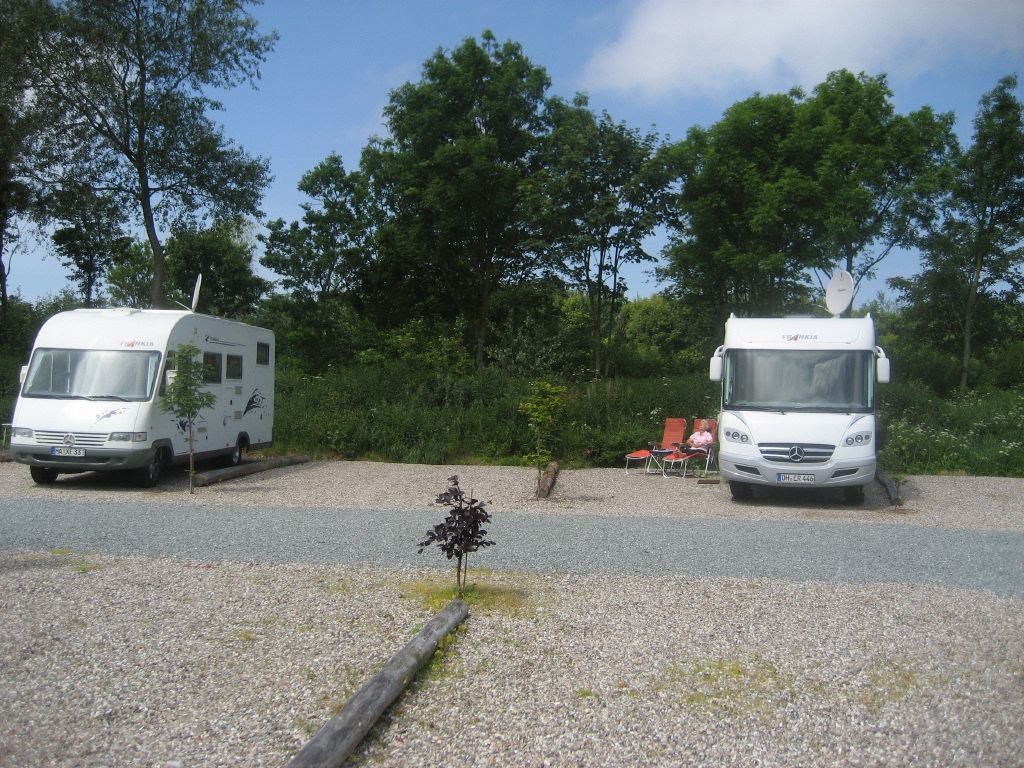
22, 348, 162, 402
724, 349, 875, 412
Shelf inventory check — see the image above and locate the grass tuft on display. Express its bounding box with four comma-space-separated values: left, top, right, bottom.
402, 576, 528, 615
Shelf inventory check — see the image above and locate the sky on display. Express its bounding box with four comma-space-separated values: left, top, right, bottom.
10, 0, 1024, 308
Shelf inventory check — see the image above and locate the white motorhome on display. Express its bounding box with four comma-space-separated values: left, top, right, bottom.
709, 306, 890, 504
10, 308, 274, 486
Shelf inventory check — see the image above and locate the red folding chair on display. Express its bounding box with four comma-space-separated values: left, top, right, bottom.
625, 418, 687, 475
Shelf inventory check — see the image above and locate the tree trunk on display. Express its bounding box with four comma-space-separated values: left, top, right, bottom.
473, 280, 491, 369
137, 163, 165, 308
959, 253, 984, 391
188, 421, 196, 494
0, 213, 9, 325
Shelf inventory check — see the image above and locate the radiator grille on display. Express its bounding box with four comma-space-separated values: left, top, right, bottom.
33, 430, 108, 447
759, 443, 834, 464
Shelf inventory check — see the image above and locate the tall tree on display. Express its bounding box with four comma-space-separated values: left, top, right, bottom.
106, 237, 154, 308
900, 75, 1024, 390
362, 31, 552, 367
533, 95, 664, 375
34, 0, 276, 307
50, 183, 127, 306
0, 0, 59, 322
259, 153, 373, 370
261, 154, 371, 305
660, 90, 822, 335
660, 71, 956, 332
165, 220, 271, 317
794, 71, 956, 297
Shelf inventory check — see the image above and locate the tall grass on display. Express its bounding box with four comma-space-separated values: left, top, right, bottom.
274, 363, 1024, 476
878, 383, 1024, 476
272, 361, 720, 468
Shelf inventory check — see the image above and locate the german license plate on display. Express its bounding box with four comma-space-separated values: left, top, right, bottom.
777, 473, 814, 484
50, 447, 85, 457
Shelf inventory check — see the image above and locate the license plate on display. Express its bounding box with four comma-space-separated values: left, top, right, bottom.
777, 473, 814, 484
50, 447, 86, 457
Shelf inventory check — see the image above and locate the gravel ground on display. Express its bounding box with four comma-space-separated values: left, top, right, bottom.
1, 460, 1023, 767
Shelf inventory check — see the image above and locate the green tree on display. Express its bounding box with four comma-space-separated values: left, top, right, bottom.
893, 75, 1024, 390
159, 341, 216, 492
0, 0, 59, 322
106, 238, 154, 308
794, 71, 956, 297
362, 31, 552, 367
660, 71, 956, 332
660, 90, 821, 336
518, 380, 570, 475
534, 96, 665, 375
34, 0, 276, 308
259, 154, 373, 368
261, 154, 372, 304
50, 183, 128, 307
165, 220, 271, 317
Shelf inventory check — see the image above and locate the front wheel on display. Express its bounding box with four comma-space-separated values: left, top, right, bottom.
842, 485, 865, 505
30, 466, 58, 485
729, 480, 753, 501
133, 449, 165, 488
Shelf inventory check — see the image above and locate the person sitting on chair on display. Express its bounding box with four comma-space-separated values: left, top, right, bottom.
686, 425, 714, 452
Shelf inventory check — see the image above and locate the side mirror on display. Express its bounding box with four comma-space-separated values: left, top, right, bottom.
709, 356, 723, 382
876, 357, 890, 384
164, 369, 177, 388
19, 365, 28, 386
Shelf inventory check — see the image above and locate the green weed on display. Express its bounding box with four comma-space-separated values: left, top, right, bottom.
401, 577, 529, 615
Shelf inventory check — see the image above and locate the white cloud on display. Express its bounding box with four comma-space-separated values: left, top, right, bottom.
583, 0, 1024, 99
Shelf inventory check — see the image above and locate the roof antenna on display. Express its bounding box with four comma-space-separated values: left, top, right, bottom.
824, 270, 854, 317
173, 274, 203, 312
189, 274, 200, 313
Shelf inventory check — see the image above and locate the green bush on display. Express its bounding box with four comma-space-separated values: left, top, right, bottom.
878, 383, 1024, 476
272, 362, 722, 468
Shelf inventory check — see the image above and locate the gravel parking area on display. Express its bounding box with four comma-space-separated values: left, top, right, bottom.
1, 460, 1022, 767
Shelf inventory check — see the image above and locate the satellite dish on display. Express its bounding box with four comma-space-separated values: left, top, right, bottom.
190, 273, 202, 312
824, 270, 854, 316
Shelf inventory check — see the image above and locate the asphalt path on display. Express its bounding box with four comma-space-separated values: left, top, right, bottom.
2, 498, 1022, 597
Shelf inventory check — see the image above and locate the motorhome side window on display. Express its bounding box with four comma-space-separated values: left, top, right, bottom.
256, 342, 270, 366
226, 354, 243, 380
203, 352, 222, 384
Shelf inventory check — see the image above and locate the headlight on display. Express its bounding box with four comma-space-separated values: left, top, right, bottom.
109, 432, 148, 442
844, 431, 872, 446
724, 428, 750, 444
13, 427, 33, 438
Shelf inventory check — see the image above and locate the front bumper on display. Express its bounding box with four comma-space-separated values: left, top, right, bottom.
718, 449, 876, 488
10, 445, 158, 473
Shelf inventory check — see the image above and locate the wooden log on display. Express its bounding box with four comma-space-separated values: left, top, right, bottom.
536, 461, 559, 498
286, 599, 470, 768
192, 455, 309, 486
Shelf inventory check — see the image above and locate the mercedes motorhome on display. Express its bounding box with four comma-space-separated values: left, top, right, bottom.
10, 308, 274, 486
709, 275, 890, 503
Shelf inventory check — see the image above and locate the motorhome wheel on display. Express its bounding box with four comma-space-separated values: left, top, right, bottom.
133, 449, 164, 488
728, 481, 753, 501
843, 485, 865, 505
30, 466, 58, 485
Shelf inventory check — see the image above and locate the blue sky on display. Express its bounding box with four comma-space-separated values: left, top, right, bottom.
12, 0, 1024, 307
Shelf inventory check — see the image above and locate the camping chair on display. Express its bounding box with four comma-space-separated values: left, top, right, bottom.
625, 417, 687, 475
664, 418, 718, 477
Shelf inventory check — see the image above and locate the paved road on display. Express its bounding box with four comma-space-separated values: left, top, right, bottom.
2, 497, 1022, 596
